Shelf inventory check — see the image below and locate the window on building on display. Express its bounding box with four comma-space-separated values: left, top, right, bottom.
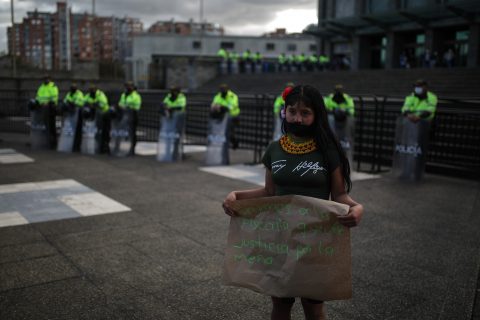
455, 30, 469, 66
366, 0, 390, 13
370, 36, 387, 69
220, 42, 235, 49
266, 43, 275, 51
335, 0, 355, 18
309, 44, 317, 52
192, 41, 202, 49
401, 0, 429, 8
287, 44, 297, 51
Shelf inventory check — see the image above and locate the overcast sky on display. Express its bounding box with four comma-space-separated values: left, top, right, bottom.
0, 0, 318, 53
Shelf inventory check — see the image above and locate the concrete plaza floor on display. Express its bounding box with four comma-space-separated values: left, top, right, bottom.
0, 133, 479, 320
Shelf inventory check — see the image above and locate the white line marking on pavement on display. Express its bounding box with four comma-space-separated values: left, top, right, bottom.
0, 212, 29, 227
59, 192, 131, 216
0, 179, 79, 194
0, 179, 131, 228
135, 142, 207, 156
0, 149, 34, 164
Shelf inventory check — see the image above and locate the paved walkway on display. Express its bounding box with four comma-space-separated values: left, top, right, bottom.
0, 133, 479, 320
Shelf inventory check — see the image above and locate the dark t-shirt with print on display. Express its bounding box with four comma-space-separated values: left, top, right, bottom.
261, 140, 341, 200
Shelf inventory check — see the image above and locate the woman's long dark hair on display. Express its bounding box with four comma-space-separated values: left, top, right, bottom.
282, 84, 352, 192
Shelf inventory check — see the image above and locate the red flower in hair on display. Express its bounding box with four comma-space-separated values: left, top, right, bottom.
282, 86, 293, 101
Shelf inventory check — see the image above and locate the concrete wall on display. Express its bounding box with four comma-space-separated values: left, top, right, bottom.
129, 34, 318, 89
145, 56, 218, 90
132, 34, 318, 59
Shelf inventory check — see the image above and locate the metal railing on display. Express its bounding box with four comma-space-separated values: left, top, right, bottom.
1, 89, 479, 179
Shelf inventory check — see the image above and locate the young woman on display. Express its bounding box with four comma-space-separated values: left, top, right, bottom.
222, 85, 363, 320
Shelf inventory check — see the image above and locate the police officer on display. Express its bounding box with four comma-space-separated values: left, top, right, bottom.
294, 53, 306, 72
29, 75, 59, 148
211, 84, 240, 149
252, 51, 263, 73
84, 84, 110, 153
162, 86, 186, 115
402, 79, 437, 122
324, 84, 354, 124
242, 49, 253, 73
217, 47, 228, 74
63, 83, 84, 151
277, 53, 287, 72
273, 82, 294, 117
118, 81, 142, 155
273, 82, 294, 140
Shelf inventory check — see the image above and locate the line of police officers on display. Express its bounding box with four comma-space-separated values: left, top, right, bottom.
30, 77, 141, 154
31, 75, 437, 173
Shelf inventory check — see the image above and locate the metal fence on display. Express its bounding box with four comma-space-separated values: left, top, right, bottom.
1, 89, 479, 179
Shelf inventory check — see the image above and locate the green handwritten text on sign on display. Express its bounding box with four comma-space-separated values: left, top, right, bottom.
222, 195, 352, 301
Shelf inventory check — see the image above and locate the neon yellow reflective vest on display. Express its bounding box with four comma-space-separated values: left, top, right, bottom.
212, 90, 239, 117
84, 90, 109, 113
308, 55, 318, 63
63, 90, 84, 108
252, 53, 262, 62
273, 95, 284, 115
278, 54, 286, 64
401, 92, 437, 120
217, 48, 227, 60
119, 91, 142, 111
36, 81, 59, 105
228, 52, 239, 62
324, 93, 355, 116
319, 55, 329, 64
163, 93, 187, 112
295, 54, 306, 63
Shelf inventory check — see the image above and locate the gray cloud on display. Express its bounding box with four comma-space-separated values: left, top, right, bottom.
0, 0, 317, 52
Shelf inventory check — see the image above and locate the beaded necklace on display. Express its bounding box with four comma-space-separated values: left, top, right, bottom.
279, 135, 317, 155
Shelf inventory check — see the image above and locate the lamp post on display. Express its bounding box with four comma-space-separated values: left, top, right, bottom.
10, 0, 16, 78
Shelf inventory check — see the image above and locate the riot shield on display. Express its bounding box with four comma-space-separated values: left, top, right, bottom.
156, 111, 185, 162
391, 117, 430, 181
30, 107, 50, 150
110, 109, 133, 157
334, 116, 355, 166
273, 115, 283, 141
57, 108, 79, 153
205, 112, 230, 166
80, 108, 100, 155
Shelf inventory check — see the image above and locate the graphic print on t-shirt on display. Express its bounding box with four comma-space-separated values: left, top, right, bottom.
272, 159, 327, 177
292, 161, 327, 177
272, 160, 287, 174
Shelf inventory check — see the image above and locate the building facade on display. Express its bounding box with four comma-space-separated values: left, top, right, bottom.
148, 19, 224, 36
314, 0, 480, 70
129, 33, 319, 88
7, 2, 143, 71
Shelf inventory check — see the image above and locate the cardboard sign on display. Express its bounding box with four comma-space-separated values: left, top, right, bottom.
222, 195, 351, 301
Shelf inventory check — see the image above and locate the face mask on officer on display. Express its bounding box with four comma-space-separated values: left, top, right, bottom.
89, 88, 96, 98
333, 91, 346, 104
414, 86, 424, 95
170, 89, 179, 101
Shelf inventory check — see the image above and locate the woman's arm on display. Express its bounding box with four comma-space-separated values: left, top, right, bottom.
222, 169, 275, 216
330, 167, 363, 227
